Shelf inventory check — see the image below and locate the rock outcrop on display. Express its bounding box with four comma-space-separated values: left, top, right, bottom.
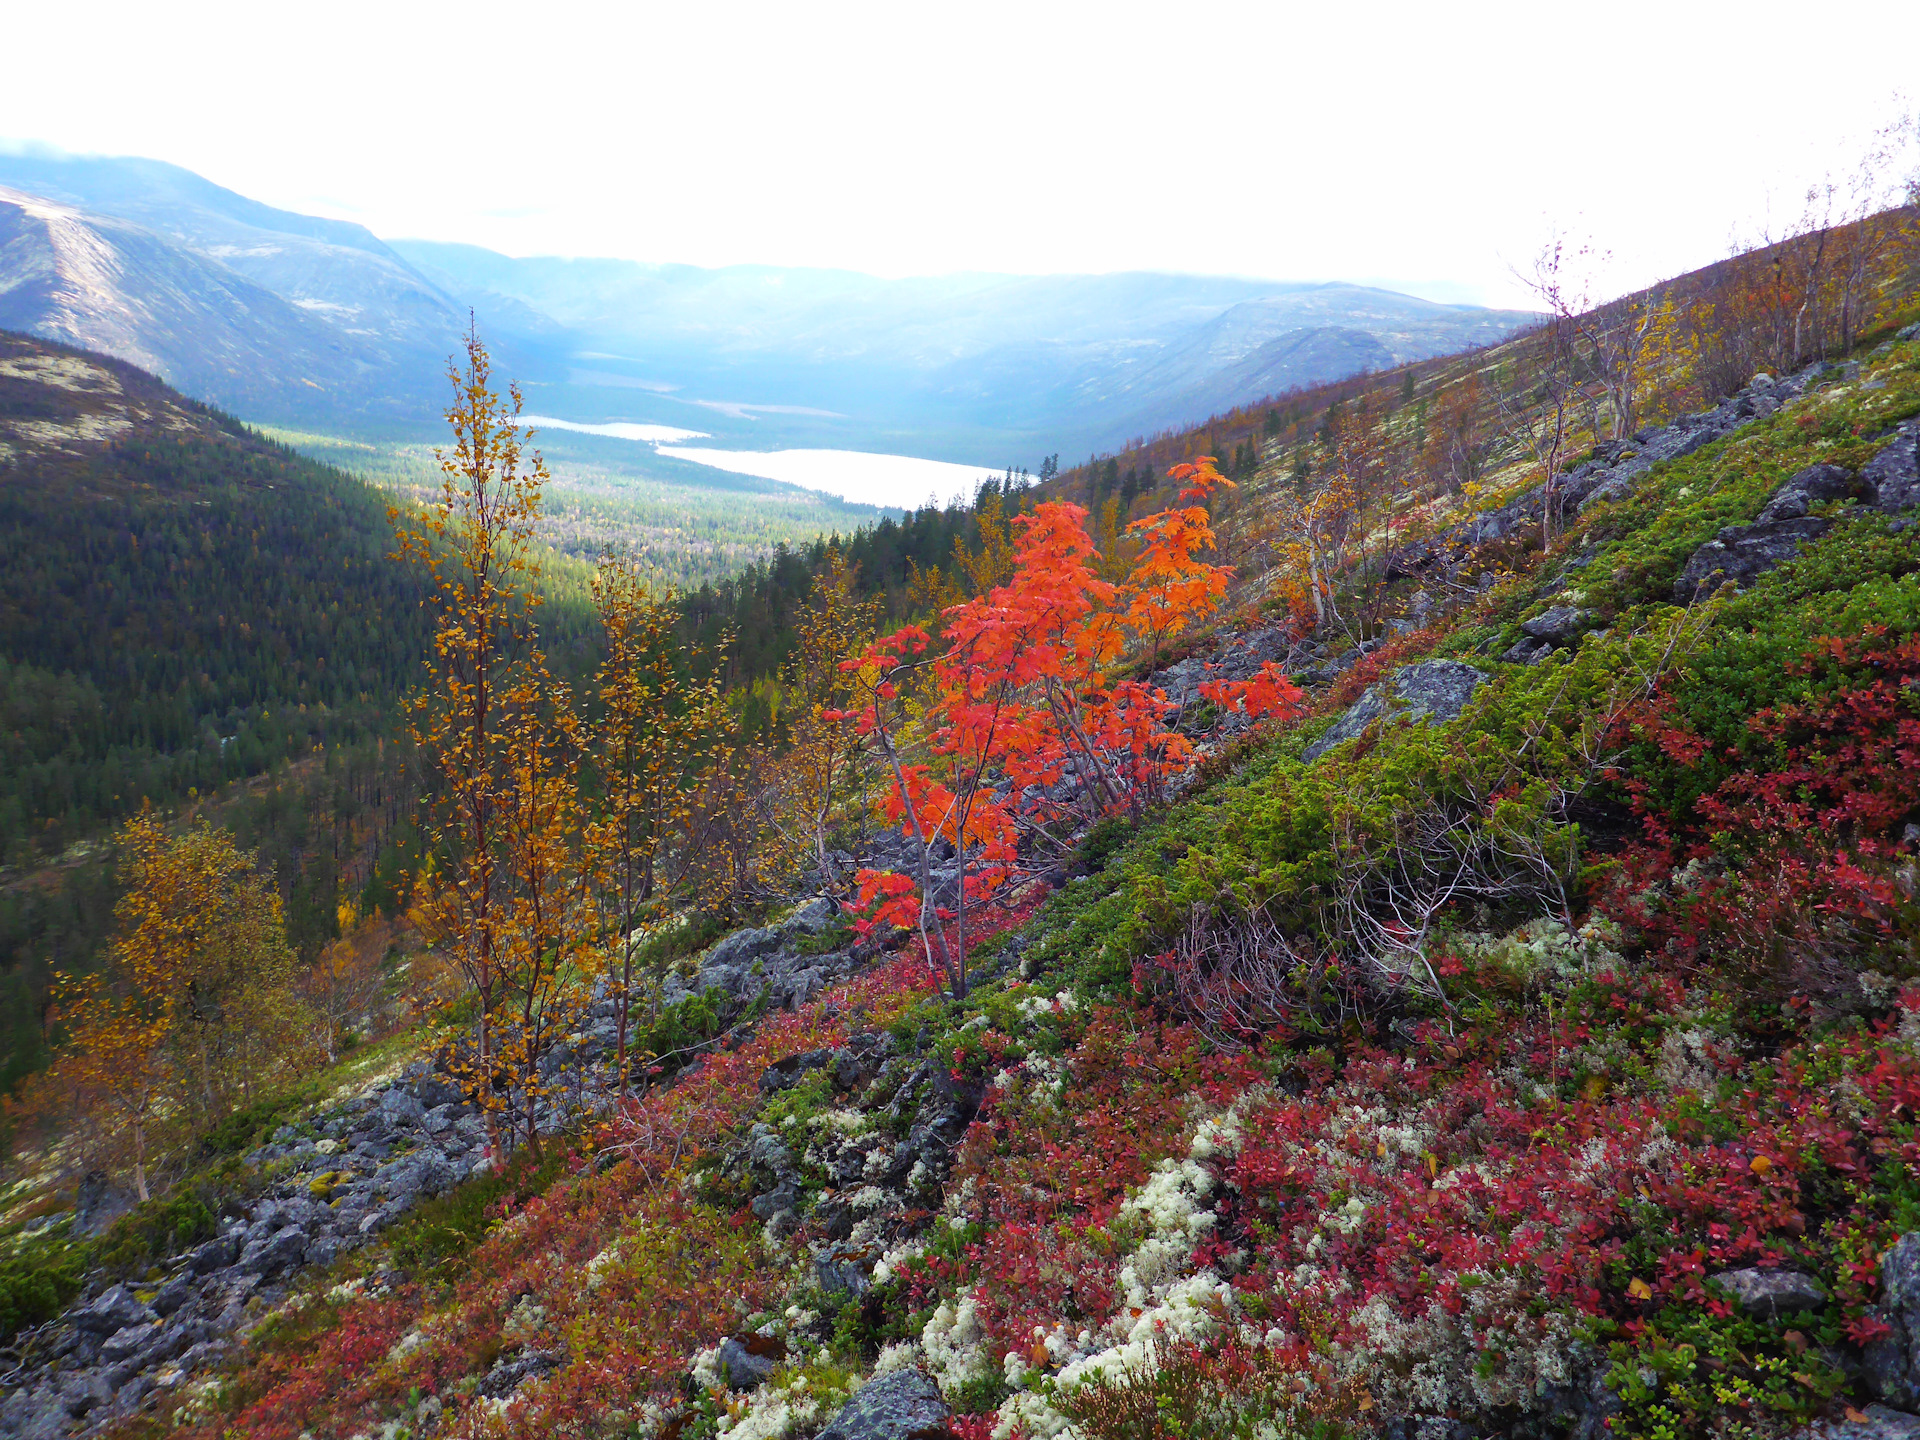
1304, 659, 1490, 763
815, 1368, 954, 1440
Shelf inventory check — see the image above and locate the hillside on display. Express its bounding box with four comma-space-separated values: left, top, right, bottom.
0, 327, 448, 1087
5, 202, 1920, 1440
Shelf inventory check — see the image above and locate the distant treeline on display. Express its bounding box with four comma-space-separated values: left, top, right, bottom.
680, 473, 1031, 694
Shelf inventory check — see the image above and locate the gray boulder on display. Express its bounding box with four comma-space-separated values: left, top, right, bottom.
73, 1283, 156, 1335
1303, 659, 1490, 764
99, 1319, 164, 1365
714, 1336, 779, 1390
1865, 421, 1920, 515
1709, 1267, 1828, 1318
1803, 1405, 1920, 1439
816, 1368, 953, 1440
1675, 517, 1830, 601
760, 1049, 835, 1094
1864, 1235, 1920, 1406
0, 1383, 69, 1440
707, 926, 785, 970
1520, 605, 1591, 644
380, 1088, 427, 1128
189, 1231, 240, 1275
784, 896, 839, 936
1757, 462, 1862, 523
237, 1224, 308, 1278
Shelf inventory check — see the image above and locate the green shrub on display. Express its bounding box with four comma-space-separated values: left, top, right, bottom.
386, 1147, 564, 1282
0, 1225, 88, 1341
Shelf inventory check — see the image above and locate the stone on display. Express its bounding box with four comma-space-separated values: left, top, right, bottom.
0, 1382, 70, 1440
1861, 1306, 1915, 1407
1501, 635, 1554, 665
74, 1169, 134, 1235
380, 1088, 427, 1128
1520, 605, 1591, 644
476, 1348, 562, 1399
1303, 659, 1490, 764
1885, 1235, 1920, 1329
1866, 422, 1920, 515
100, 1319, 164, 1364
152, 1275, 195, 1316
237, 1224, 309, 1279
815, 1368, 954, 1440
818, 1242, 875, 1298
1710, 1266, 1828, 1317
760, 1048, 835, 1094
707, 926, 785, 970
73, 1283, 157, 1334
59, 1371, 113, 1419
1757, 462, 1862, 523
409, 1073, 465, 1110
713, 1336, 778, 1389
1803, 1404, 1920, 1439
1674, 517, 1830, 601
785, 896, 838, 935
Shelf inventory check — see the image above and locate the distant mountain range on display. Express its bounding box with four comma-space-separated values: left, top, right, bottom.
0, 148, 1539, 460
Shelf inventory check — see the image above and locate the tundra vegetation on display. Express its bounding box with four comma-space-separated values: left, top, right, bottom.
4, 156, 1920, 1440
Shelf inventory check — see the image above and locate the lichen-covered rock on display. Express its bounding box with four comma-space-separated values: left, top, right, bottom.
1865, 421, 1920, 514
1710, 1266, 1828, 1317
237, 1224, 308, 1279
1520, 605, 1591, 643
72, 1283, 156, 1335
1674, 517, 1831, 600
815, 1367, 953, 1440
1304, 659, 1490, 763
713, 1336, 778, 1389
1756, 461, 1862, 523
1803, 1403, 1920, 1439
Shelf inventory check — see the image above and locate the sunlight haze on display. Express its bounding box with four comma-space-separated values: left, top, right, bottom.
2, 0, 1913, 308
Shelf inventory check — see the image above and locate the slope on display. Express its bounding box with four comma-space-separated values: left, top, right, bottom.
0, 327, 435, 866
0, 188, 455, 425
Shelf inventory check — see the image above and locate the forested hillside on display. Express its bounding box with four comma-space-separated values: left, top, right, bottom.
0, 329, 443, 861
0, 331, 450, 1089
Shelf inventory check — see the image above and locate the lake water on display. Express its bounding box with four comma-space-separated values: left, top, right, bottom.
657, 445, 999, 510
520, 413, 998, 510
521, 415, 709, 444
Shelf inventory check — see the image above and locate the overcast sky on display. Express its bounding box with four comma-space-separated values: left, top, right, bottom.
3, 0, 1914, 309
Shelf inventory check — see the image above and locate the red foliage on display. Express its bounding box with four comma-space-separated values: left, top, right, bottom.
1604, 627, 1920, 987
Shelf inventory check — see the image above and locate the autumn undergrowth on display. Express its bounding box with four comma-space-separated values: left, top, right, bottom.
109, 328, 1920, 1440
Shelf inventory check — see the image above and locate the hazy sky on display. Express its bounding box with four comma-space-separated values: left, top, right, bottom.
3, 0, 1914, 308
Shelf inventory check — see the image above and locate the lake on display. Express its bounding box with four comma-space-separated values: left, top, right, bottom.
520, 414, 997, 510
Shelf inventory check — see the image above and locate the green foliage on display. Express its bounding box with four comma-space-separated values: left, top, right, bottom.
197, 1082, 328, 1161
0, 1220, 88, 1340
1583, 360, 1920, 614
1606, 1307, 1845, 1440
0, 430, 437, 863
386, 1147, 566, 1282
92, 1193, 218, 1278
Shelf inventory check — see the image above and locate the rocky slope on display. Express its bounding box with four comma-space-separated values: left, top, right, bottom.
12, 322, 1920, 1440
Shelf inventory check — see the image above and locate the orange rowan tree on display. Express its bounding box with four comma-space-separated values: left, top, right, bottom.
836, 460, 1298, 996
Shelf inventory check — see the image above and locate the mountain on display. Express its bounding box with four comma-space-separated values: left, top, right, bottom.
397, 239, 1539, 452
0, 186, 444, 421
0, 151, 564, 427
0, 147, 1535, 463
